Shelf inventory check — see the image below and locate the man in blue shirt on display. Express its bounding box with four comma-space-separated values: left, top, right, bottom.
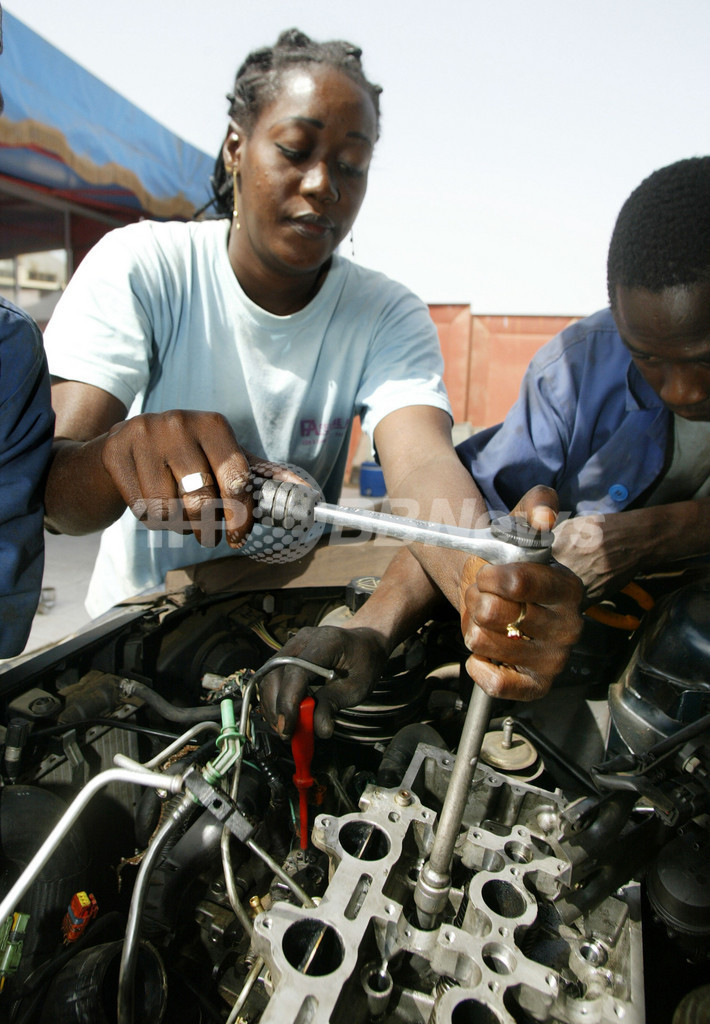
0, 9, 55, 657
457, 156, 710, 605
0, 300, 54, 658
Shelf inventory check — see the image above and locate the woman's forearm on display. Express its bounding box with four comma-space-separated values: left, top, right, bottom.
342, 547, 446, 653
44, 437, 126, 535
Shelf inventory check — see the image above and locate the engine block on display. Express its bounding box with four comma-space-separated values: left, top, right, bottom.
251, 743, 644, 1024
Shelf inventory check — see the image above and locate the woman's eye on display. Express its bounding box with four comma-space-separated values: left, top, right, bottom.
276, 144, 307, 161
338, 162, 365, 178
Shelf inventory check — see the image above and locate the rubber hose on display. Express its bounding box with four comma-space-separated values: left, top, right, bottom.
126, 679, 222, 724
377, 724, 447, 788
39, 939, 167, 1024
12, 911, 125, 1024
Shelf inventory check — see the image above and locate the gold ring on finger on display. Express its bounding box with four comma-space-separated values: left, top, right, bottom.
506, 602, 531, 640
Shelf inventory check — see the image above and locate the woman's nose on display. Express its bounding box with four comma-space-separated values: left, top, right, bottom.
301, 161, 339, 203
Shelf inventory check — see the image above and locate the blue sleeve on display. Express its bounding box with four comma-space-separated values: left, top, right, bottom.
456, 344, 576, 516
0, 300, 55, 657
455, 309, 658, 518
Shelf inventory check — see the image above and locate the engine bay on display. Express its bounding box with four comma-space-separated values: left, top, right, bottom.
0, 541, 708, 1023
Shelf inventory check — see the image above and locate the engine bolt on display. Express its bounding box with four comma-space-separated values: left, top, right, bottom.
249, 895, 266, 917
395, 790, 413, 806
501, 717, 515, 749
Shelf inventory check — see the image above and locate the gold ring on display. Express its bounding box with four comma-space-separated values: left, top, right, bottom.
506, 602, 530, 639
179, 472, 215, 495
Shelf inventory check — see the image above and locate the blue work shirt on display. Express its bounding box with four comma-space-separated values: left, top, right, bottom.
0, 298, 54, 657
456, 308, 670, 517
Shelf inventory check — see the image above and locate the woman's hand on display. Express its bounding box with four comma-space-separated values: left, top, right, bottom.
103, 410, 289, 548
47, 380, 305, 545
459, 486, 584, 700
459, 558, 583, 700
259, 625, 391, 740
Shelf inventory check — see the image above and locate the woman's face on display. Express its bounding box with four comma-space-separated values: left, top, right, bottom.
225, 64, 377, 282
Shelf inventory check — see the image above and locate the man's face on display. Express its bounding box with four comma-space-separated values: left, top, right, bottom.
614, 280, 710, 421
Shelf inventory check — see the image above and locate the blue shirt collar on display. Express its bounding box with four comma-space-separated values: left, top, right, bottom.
625, 353, 666, 414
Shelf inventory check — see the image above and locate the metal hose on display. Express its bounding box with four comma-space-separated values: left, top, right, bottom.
116, 791, 195, 1024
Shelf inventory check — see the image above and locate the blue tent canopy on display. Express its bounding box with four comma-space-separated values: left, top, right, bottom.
0, 10, 215, 260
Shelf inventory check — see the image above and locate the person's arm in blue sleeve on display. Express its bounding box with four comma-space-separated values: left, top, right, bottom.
0, 300, 55, 658
455, 343, 574, 516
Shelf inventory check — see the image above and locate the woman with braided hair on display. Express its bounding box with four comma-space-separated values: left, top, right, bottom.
43, 28, 581, 712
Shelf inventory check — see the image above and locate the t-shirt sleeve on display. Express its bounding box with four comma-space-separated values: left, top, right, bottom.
356, 284, 452, 440
0, 304, 55, 657
43, 225, 157, 411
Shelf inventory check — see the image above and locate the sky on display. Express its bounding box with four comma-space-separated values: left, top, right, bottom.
8, 0, 710, 315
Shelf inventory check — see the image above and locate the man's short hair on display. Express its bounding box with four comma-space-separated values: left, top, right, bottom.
607, 156, 710, 306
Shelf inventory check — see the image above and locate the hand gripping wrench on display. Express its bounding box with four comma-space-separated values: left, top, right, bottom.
254, 479, 552, 565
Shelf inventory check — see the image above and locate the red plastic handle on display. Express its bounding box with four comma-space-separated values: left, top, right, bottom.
291, 696, 315, 849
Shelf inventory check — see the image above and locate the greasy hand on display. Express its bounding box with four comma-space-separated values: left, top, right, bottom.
102, 410, 304, 548
259, 626, 390, 740
552, 513, 639, 605
459, 486, 583, 700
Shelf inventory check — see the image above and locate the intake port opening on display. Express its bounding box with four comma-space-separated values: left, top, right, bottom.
282, 920, 344, 976
451, 998, 504, 1023
482, 942, 517, 976
481, 879, 527, 918
504, 841, 533, 864
340, 820, 391, 861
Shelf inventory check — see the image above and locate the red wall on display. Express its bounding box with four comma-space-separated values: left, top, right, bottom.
428, 304, 473, 425
345, 307, 580, 481
466, 313, 578, 429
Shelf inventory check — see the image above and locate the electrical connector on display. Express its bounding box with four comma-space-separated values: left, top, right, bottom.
0, 912, 30, 992
62, 891, 98, 944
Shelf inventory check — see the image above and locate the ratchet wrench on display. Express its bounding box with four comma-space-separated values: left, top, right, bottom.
254, 478, 552, 564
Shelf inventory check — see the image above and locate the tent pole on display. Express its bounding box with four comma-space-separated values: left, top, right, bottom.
64, 208, 74, 280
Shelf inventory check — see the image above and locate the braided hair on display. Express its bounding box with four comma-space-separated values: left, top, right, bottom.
210, 28, 382, 216
607, 156, 710, 307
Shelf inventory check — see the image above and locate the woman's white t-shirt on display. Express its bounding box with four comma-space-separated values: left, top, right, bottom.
45, 219, 451, 615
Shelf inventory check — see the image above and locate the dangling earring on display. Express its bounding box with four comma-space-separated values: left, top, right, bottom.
231, 165, 240, 230
349, 229, 355, 258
